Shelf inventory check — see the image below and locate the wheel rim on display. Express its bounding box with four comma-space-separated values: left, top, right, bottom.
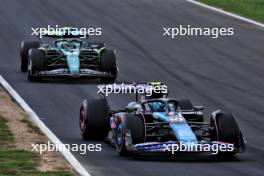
117, 124, 123, 146
80, 109, 87, 132
27, 60, 33, 77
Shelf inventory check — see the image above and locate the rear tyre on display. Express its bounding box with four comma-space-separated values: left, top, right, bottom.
116, 114, 145, 156
87, 42, 105, 49
178, 99, 193, 111
79, 96, 110, 140
210, 111, 241, 157
178, 99, 204, 122
27, 49, 45, 81
100, 50, 117, 82
20, 41, 39, 72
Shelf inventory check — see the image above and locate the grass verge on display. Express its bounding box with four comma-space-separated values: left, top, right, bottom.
0, 86, 74, 176
0, 116, 72, 176
201, 0, 264, 23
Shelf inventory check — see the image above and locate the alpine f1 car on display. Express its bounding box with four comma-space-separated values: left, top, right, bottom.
79, 82, 245, 157
20, 30, 117, 81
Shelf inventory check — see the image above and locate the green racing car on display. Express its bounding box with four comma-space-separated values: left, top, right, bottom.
20, 29, 118, 81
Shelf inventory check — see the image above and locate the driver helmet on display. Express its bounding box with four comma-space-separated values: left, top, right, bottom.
144, 82, 168, 99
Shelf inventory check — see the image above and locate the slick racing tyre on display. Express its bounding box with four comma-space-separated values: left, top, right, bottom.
20, 41, 39, 72
116, 114, 145, 156
100, 50, 117, 82
178, 99, 193, 111
79, 96, 110, 140
178, 99, 203, 122
210, 111, 241, 157
87, 42, 105, 49
27, 49, 45, 81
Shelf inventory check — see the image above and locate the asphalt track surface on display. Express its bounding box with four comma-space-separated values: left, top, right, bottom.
0, 0, 264, 176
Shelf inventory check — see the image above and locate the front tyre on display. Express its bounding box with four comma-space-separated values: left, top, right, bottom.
27, 49, 45, 81
116, 114, 145, 156
210, 111, 243, 157
79, 96, 110, 140
20, 41, 39, 72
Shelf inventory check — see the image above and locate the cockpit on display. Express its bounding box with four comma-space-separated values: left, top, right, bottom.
54, 40, 82, 50
143, 101, 166, 112
142, 100, 180, 113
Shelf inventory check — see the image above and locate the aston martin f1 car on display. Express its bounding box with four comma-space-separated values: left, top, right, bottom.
79, 83, 245, 157
20, 31, 117, 81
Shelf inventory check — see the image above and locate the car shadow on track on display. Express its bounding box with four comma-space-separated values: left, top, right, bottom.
126, 152, 242, 163
30, 78, 104, 85
23, 78, 130, 85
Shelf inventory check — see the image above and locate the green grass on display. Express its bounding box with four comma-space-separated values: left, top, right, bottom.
20, 113, 44, 136
0, 116, 14, 147
0, 116, 72, 176
201, 0, 264, 22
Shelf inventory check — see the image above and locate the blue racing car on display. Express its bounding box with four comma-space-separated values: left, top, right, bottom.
79, 82, 245, 157
20, 29, 117, 81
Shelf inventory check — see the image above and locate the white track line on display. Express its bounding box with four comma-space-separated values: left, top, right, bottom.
0, 75, 91, 176
186, 0, 264, 28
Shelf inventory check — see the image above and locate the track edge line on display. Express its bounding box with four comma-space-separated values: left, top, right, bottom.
0, 75, 91, 176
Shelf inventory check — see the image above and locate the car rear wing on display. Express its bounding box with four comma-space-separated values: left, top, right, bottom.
35, 27, 88, 39
40, 33, 84, 39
